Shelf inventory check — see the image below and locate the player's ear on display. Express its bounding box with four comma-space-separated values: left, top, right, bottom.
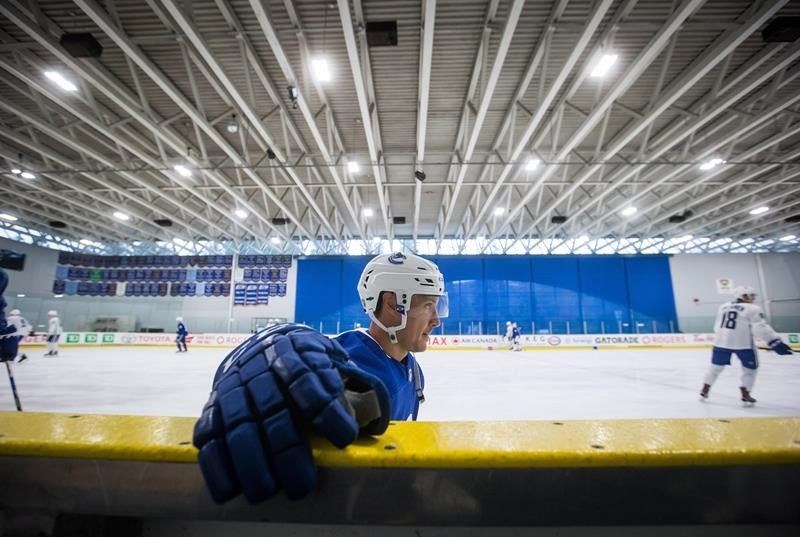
378, 291, 397, 317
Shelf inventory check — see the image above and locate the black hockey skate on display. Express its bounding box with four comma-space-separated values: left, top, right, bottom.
699, 383, 710, 401
740, 387, 756, 406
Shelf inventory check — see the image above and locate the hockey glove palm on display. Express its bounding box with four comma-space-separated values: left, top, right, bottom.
193, 324, 390, 504
768, 339, 793, 355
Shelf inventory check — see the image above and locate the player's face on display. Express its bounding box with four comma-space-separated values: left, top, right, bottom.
398, 294, 441, 352
740, 294, 756, 303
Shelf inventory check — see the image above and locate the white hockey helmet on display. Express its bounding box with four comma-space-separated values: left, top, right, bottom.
9, 309, 20, 316
357, 252, 448, 342
47, 310, 57, 316
176, 316, 183, 322
506, 321, 512, 326
732, 286, 756, 300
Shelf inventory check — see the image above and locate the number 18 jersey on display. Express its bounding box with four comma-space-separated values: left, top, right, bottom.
713, 301, 779, 350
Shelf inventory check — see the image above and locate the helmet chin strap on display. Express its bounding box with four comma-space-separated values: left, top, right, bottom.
368, 310, 407, 343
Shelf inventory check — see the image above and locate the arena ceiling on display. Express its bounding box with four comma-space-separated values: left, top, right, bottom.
0, 0, 799, 256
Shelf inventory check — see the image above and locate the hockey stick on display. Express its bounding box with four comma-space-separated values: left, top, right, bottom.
4, 360, 22, 411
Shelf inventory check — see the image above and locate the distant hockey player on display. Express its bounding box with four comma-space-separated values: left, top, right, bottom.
700, 286, 793, 405
505, 321, 514, 349
6, 309, 32, 363
0, 271, 20, 360
45, 310, 62, 356
176, 317, 188, 352
192, 252, 447, 505
512, 322, 522, 352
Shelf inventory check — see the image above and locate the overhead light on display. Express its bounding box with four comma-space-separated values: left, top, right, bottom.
780, 234, 796, 241
174, 164, 192, 177
525, 158, 540, 171
10, 168, 21, 175
270, 236, 281, 245
493, 207, 505, 216
590, 53, 618, 78
113, 211, 130, 221
311, 58, 332, 82
132, 240, 142, 246
699, 157, 726, 171
234, 209, 248, 219
576, 235, 589, 243
363, 207, 374, 218
348, 160, 360, 173
0, 213, 18, 221
621, 206, 638, 217
53, 294, 64, 298
678, 235, 694, 241
20, 171, 35, 179
226, 114, 239, 134
80, 238, 97, 246
16, 294, 25, 298
44, 70, 79, 92
749, 206, 769, 215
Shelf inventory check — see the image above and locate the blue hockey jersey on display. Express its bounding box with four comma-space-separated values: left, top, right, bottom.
334, 329, 424, 421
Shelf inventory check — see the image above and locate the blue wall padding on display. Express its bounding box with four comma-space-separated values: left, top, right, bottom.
295, 255, 679, 334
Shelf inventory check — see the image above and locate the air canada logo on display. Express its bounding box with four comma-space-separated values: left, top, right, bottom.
548, 336, 561, 346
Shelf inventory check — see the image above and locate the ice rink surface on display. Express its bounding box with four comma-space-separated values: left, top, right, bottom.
2, 346, 798, 419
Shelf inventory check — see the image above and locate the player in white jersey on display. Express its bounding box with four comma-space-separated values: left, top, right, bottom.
7, 309, 32, 362
700, 286, 793, 405
45, 310, 62, 356
505, 321, 514, 350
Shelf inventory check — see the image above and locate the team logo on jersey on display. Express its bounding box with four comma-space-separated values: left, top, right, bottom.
408, 368, 413, 382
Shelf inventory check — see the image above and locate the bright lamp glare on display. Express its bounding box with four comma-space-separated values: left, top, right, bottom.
525, 158, 540, 171
363, 207, 374, 218
80, 238, 97, 246
10, 168, 21, 175
234, 209, 248, 219
113, 211, 130, 221
493, 207, 505, 216
347, 160, 360, 173
44, 70, 78, 92
621, 206, 637, 217
780, 235, 796, 241
678, 235, 693, 242
174, 164, 192, 177
270, 236, 281, 245
0, 213, 18, 221
311, 58, 332, 82
20, 171, 35, 179
590, 54, 618, 78
699, 158, 726, 171
749, 206, 769, 215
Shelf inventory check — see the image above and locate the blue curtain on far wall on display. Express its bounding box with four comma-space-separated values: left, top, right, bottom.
295, 255, 678, 334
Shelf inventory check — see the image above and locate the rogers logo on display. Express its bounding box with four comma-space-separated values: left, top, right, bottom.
548, 336, 561, 346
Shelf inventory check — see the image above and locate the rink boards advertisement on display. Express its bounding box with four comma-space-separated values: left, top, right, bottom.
20, 332, 800, 350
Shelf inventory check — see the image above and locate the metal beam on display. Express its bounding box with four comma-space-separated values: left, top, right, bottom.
413, 0, 436, 243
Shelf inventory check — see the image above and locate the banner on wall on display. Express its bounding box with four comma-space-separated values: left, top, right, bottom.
19, 332, 798, 350
716, 278, 734, 294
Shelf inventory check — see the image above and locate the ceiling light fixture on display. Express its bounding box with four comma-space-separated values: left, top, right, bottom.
493, 207, 505, 216
590, 53, 618, 78
10, 168, 21, 175
621, 206, 638, 217
234, 209, 248, 219
174, 164, 192, 178
20, 171, 35, 179
525, 158, 540, 171
113, 211, 130, 221
226, 114, 239, 134
0, 213, 18, 221
780, 234, 796, 241
363, 207, 374, 218
311, 58, 332, 82
749, 206, 769, 215
44, 70, 78, 92
270, 236, 281, 245
699, 157, 726, 171
347, 160, 360, 173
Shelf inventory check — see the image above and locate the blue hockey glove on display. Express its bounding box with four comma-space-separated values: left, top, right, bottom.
768, 339, 793, 355
193, 324, 390, 504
